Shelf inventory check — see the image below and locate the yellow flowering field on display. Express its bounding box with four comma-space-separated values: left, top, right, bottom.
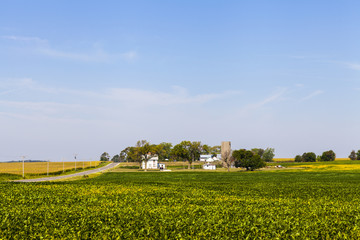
0, 161, 102, 175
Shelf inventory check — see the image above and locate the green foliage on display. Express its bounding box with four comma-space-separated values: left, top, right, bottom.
349, 150, 357, 160
3, 171, 360, 238
294, 155, 303, 162
111, 154, 120, 162
233, 149, 266, 171
262, 148, 275, 162
320, 150, 336, 162
302, 152, 316, 162
100, 152, 110, 161
251, 148, 265, 157
357, 150, 360, 160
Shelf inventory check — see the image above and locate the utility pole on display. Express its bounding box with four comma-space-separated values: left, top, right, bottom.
47, 160, 49, 176
21, 156, 26, 178
74, 154, 77, 171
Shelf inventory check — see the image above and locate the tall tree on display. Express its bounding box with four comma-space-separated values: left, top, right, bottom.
171, 141, 191, 168
119, 147, 131, 162
126, 147, 142, 168
221, 149, 234, 172
189, 141, 202, 167
262, 148, 275, 162
153, 142, 173, 161
357, 150, 360, 160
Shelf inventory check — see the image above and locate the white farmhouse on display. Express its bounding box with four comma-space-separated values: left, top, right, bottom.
141, 156, 158, 169
141, 157, 167, 170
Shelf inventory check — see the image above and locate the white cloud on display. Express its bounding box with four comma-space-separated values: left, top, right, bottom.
300, 90, 324, 101
345, 63, 360, 71
1, 35, 47, 44
2, 35, 134, 62
121, 51, 138, 61
241, 88, 288, 112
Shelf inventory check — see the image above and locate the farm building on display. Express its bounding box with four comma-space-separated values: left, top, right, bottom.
141, 157, 166, 170
199, 154, 221, 162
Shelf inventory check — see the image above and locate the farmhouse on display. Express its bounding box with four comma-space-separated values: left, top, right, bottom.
141, 157, 166, 170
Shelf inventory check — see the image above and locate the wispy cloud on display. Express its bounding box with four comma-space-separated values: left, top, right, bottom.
1, 35, 47, 44
0, 79, 242, 120
2, 35, 135, 62
345, 63, 360, 71
300, 90, 324, 101
242, 88, 288, 112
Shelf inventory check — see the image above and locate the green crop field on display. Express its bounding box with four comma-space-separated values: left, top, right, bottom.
2, 162, 360, 239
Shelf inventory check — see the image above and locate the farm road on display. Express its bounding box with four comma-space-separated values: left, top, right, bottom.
13, 162, 120, 183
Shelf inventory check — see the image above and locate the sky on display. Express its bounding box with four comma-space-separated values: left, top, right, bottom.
0, 0, 360, 161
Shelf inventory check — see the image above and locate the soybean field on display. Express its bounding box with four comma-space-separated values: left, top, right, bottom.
2, 168, 360, 239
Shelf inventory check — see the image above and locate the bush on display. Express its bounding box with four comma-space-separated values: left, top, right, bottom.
320, 150, 336, 161
349, 150, 357, 160
294, 155, 302, 162
302, 152, 316, 162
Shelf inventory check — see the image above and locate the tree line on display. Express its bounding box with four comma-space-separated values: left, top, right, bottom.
294, 150, 360, 162
100, 141, 275, 172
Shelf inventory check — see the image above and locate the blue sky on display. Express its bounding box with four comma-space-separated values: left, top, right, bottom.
0, 1, 359, 161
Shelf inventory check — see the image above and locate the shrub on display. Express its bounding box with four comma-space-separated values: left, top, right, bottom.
294, 155, 303, 162
320, 150, 336, 161
349, 150, 357, 160
302, 152, 316, 162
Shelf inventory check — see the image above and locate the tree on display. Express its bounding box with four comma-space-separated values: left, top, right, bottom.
136, 140, 154, 172
119, 147, 131, 162
302, 152, 316, 162
294, 155, 302, 162
153, 142, 173, 161
320, 150, 336, 161
251, 148, 265, 158
189, 141, 202, 167
262, 148, 275, 162
126, 147, 142, 168
171, 141, 192, 168
170, 141, 202, 169
233, 149, 266, 171
100, 152, 110, 161
357, 150, 360, 160
210, 146, 221, 155
221, 149, 234, 172
111, 154, 120, 162
349, 150, 357, 160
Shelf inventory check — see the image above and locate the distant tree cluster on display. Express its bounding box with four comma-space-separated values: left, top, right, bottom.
349, 150, 360, 160
100, 141, 276, 172
101, 140, 222, 170
294, 150, 336, 162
